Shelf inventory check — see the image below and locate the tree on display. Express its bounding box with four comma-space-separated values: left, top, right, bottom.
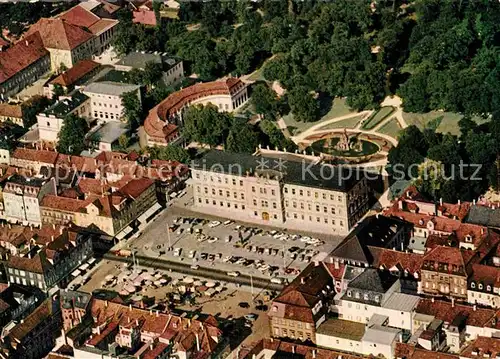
121, 91, 143, 130
287, 86, 319, 122
149, 144, 190, 163
250, 84, 279, 119
57, 114, 89, 155
182, 104, 231, 147
225, 122, 259, 154
21, 95, 52, 128
259, 119, 297, 152
118, 134, 129, 150
143, 61, 163, 86
52, 84, 64, 99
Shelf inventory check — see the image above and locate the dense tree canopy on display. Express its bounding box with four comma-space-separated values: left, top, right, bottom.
57, 114, 89, 155
182, 104, 232, 148
111, 0, 500, 114
121, 91, 144, 130
148, 144, 191, 163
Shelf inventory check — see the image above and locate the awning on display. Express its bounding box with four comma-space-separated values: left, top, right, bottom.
115, 226, 133, 240
79, 263, 89, 271
87, 258, 96, 265
71, 269, 81, 277
137, 202, 162, 223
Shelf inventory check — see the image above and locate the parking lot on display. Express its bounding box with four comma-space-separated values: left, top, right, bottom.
127, 201, 342, 283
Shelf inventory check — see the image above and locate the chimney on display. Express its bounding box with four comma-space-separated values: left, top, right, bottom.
312, 349, 317, 358
300, 277, 305, 285
292, 346, 296, 354
97, 325, 100, 335
135, 319, 139, 326
334, 259, 339, 269
431, 297, 435, 303
474, 305, 477, 311
473, 199, 476, 205
150, 343, 154, 350
440, 198, 443, 206
314, 261, 319, 267
195, 333, 200, 351
129, 304, 132, 311
25, 40, 28, 46
451, 297, 455, 307
156, 310, 159, 317
105, 300, 108, 307
458, 199, 461, 205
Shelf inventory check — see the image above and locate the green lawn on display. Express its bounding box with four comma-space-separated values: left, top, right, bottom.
361, 107, 395, 130
283, 97, 357, 135
317, 115, 364, 130
403, 111, 489, 136
247, 67, 266, 82
378, 118, 403, 139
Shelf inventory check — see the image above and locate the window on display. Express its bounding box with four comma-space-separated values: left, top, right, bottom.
299, 190, 303, 196
323, 193, 326, 199
323, 206, 327, 213
252, 186, 255, 192
331, 208, 336, 215
241, 193, 244, 199
284, 187, 288, 193
292, 188, 296, 195
240, 180, 243, 186
272, 189, 275, 196
316, 205, 320, 212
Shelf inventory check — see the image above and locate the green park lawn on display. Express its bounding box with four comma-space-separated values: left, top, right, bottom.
361, 106, 395, 130
403, 111, 489, 136
317, 115, 365, 130
283, 97, 357, 135
378, 118, 403, 139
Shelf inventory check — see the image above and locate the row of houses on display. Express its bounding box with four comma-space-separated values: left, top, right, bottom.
266, 187, 500, 359
0, 2, 120, 99
0, 147, 188, 237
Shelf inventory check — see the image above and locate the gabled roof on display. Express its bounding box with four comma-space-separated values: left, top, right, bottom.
0, 103, 23, 119
12, 148, 58, 165
27, 18, 93, 51
346, 268, 398, 294
0, 33, 48, 84
371, 247, 423, 275
8, 299, 54, 342
50, 59, 100, 87
331, 215, 410, 265
59, 5, 101, 28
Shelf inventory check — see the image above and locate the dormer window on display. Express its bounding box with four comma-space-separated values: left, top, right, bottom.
487, 285, 492, 292
465, 235, 473, 243
479, 283, 483, 290
471, 282, 476, 289
347, 290, 352, 297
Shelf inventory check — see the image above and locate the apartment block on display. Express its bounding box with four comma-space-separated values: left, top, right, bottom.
83, 81, 141, 123
37, 92, 91, 142
190, 150, 370, 235
3, 174, 56, 226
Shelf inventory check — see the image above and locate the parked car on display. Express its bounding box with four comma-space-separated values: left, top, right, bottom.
245, 313, 257, 321
173, 248, 182, 257
238, 302, 250, 308
208, 221, 221, 228
227, 271, 240, 277
188, 250, 196, 259
190, 264, 199, 270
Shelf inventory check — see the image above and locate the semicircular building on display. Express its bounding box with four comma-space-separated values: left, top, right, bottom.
140, 77, 248, 147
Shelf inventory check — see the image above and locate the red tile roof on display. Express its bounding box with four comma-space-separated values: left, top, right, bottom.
50, 59, 100, 87
371, 247, 423, 275
470, 264, 500, 288
246, 339, 365, 359
118, 178, 154, 199
0, 103, 23, 119
12, 147, 58, 165
133, 9, 157, 26
461, 336, 500, 358
8, 299, 54, 342
395, 343, 459, 359
27, 18, 93, 51
41, 195, 85, 213
0, 33, 48, 84
144, 78, 245, 144
88, 18, 118, 35
59, 5, 100, 28
416, 298, 496, 328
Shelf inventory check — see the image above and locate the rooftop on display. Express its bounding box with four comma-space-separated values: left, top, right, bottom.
26, 18, 93, 51
362, 325, 401, 345
83, 81, 141, 97
0, 103, 23, 119
49, 59, 100, 87
382, 292, 421, 312
116, 51, 179, 70
43, 92, 89, 117
316, 318, 365, 341
0, 33, 48, 85
466, 205, 500, 228
192, 150, 364, 192
346, 268, 398, 294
